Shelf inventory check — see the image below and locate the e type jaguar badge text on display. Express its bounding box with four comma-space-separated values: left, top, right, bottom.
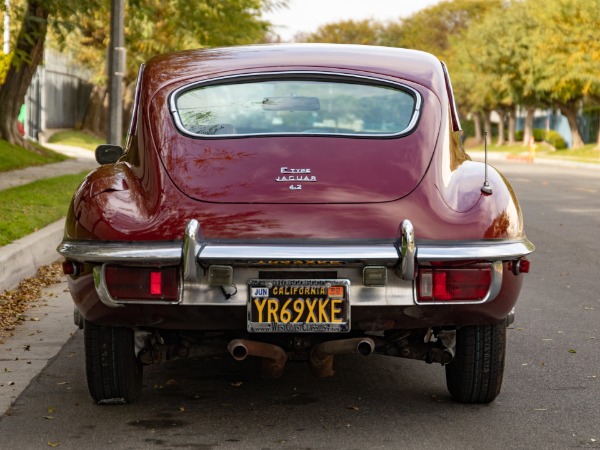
276, 167, 316, 191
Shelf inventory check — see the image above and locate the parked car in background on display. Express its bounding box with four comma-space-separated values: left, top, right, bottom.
58, 44, 533, 405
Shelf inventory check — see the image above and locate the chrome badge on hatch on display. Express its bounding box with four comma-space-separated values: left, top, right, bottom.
276, 167, 317, 191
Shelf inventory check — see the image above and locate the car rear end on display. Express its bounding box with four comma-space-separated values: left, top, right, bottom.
58, 44, 533, 405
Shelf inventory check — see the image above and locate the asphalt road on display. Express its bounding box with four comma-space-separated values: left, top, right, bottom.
0, 159, 598, 450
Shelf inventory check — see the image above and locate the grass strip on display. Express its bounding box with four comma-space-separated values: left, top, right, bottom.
0, 139, 68, 172
467, 142, 599, 164
538, 144, 600, 164
47, 130, 104, 151
0, 172, 88, 246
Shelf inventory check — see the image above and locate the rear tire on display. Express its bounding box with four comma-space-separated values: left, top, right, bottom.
445, 321, 506, 403
84, 319, 143, 404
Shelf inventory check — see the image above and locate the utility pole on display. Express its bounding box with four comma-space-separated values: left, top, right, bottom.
3, 0, 9, 54
107, 0, 125, 146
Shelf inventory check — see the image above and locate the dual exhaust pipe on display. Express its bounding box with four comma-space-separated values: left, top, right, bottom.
227, 337, 375, 378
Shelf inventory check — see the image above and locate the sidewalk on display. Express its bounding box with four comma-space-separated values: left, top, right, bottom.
0, 140, 97, 415
0, 143, 97, 191
0, 279, 75, 415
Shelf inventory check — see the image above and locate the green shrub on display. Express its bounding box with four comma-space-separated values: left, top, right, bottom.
544, 130, 567, 149
515, 128, 546, 142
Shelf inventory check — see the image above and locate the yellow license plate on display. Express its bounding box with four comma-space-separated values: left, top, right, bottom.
247, 279, 350, 333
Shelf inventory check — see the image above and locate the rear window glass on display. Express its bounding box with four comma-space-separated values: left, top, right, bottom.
173, 78, 418, 137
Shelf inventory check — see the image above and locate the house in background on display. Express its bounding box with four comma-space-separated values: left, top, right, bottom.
516, 107, 599, 148
25, 49, 93, 142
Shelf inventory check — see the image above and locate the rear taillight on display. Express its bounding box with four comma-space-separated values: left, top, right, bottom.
417, 265, 492, 303
62, 260, 83, 277
104, 266, 180, 302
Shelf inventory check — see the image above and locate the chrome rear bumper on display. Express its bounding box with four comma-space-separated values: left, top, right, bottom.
57, 219, 534, 308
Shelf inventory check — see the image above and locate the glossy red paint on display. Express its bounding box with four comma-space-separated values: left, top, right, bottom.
65, 44, 523, 243
61, 43, 530, 333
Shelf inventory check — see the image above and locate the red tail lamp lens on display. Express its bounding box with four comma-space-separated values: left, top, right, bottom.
105, 266, 179, 301
62, 260, 83, 276
417, 266, 491, 303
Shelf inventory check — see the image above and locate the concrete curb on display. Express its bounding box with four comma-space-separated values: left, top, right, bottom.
0, 219, 65, 294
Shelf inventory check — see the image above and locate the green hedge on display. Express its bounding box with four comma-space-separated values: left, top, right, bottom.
515, 128, 567, 149
545, 130, 567, 149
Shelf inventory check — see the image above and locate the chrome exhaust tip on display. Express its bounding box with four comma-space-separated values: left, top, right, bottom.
310, 337, 375, 377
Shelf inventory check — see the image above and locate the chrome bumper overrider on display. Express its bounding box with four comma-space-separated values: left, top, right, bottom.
57, 219, 534, 308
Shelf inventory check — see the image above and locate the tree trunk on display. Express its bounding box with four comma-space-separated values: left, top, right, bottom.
81, 85, 109, 138
496, 110, 505, 146
0, 1, 49, 150
508, 107, 516, 145
596, 115, 600, 150
523, 107, 535, 146
557, 101, 585, 149
473, 111, 482, 145
483, 109, 492, 143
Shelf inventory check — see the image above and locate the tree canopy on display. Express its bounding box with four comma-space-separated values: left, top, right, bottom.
57, 0, 284, 83
300, 0, 600, 149
0, 0, 284, 146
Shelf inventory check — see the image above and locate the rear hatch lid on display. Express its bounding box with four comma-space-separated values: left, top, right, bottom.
159, 73, 440, 204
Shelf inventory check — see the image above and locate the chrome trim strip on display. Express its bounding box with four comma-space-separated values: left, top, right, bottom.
93, 266, 123, 308
198, 244, 400, 263
168, 71, 422, 139
416, 239, 534, 262
440, 61, 461, 132
57, 240, 182, 265
414, 261, 503, 305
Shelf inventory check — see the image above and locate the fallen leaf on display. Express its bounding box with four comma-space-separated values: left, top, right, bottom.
48, 406, 55, 414
346, 405, 359, 411
568, 349, 577, 354
47, 442, 60, 447
230, 381, 243, 387
22, 344, 30, 351
44, 416, 54, 420
4, 368, 10, 373
8, 381, 14, 386
165, 379, 177, 386
179, 406, 185, 412
30, 317, 40, 321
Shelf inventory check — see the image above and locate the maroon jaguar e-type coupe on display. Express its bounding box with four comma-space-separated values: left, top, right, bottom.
58, 44, 533, 404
